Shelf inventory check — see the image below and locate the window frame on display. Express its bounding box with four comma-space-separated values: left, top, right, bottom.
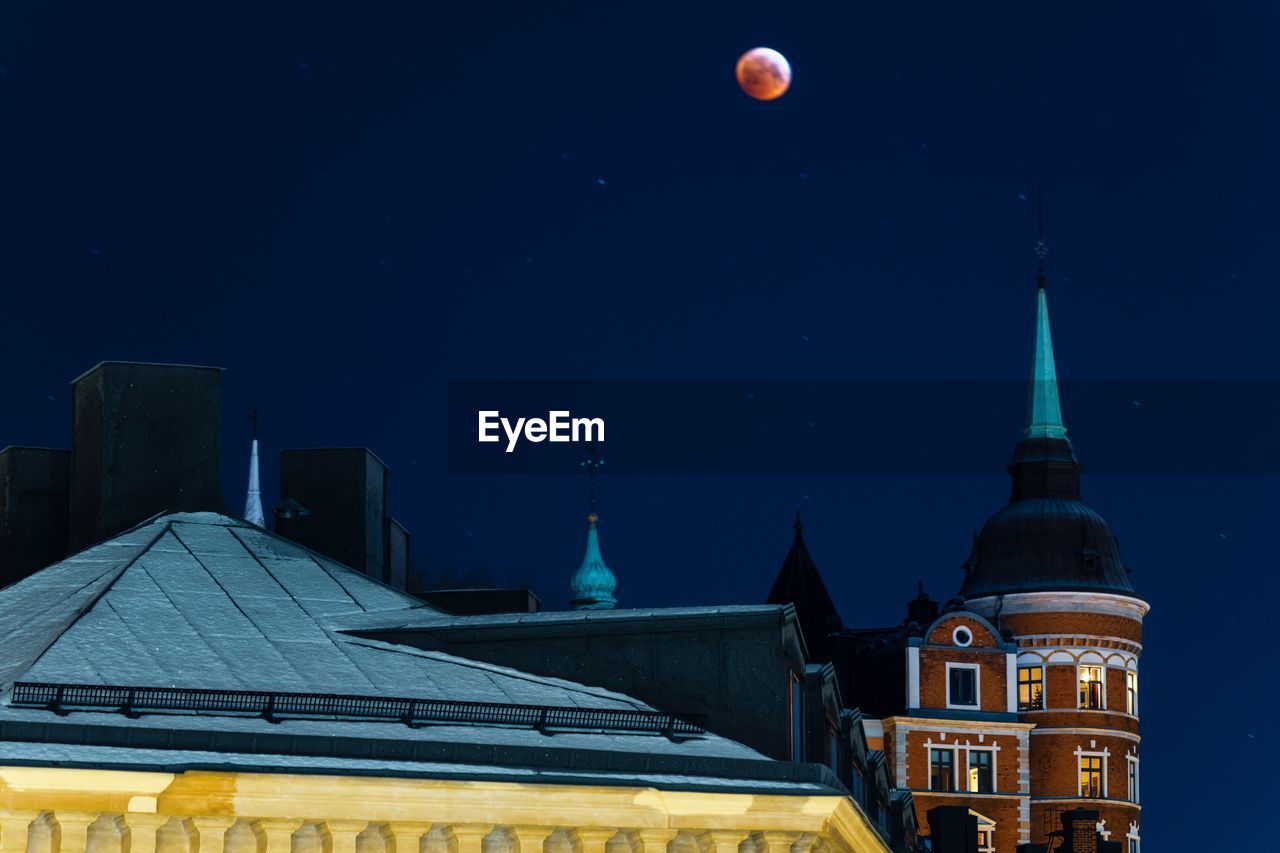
1017, 665, 1044, 711
1127, 755, 1140, 804
1078, 664, 1106, 710
945, 662, 981, 710
929, 746, 956, 792
967, 747, 995, 794
1126, 670, 1138, 716
1078, 753, 1106, 798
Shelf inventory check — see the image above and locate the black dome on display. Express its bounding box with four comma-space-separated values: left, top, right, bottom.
959, 436, 1135, 598
960, 498, 1133, 597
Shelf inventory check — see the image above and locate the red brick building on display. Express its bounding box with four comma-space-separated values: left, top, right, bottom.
769, 266, 1147, 851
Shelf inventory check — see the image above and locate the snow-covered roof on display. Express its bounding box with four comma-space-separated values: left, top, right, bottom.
0, 512, 833, 793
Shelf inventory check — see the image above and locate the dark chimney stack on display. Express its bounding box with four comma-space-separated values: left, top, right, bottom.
926, 805, 978, 853
1058, 809, 1105, 853
276, 448, 399, 583
907, 582, 939, 625
69, 363, 223, 551
0, 447, 70, 586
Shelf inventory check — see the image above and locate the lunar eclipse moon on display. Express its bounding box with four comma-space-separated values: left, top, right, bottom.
735, 47, 791, 101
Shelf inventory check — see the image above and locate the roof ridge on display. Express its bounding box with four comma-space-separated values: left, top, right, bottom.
8, 521, 173, 689
222, 522, 426, 612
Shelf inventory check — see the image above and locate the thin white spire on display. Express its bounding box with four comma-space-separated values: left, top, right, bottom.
244, 411, 266, 527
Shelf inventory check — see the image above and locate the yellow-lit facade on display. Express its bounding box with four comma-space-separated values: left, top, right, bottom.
0, 767, 892, 853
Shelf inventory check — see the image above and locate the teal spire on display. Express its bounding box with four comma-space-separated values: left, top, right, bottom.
1024, 197, 1068, 440
570, 446, 616, 610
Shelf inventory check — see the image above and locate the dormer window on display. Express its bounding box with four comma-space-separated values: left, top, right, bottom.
946, 663, 980, 709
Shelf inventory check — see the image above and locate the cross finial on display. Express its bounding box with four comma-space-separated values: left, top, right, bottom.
581, 442, 604, 524
1035, 183, 1048, 288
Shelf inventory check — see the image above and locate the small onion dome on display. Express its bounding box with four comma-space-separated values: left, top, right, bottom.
570, 513, 617, 610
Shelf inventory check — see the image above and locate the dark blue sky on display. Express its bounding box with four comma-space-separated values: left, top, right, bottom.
2, 2, 1276, 848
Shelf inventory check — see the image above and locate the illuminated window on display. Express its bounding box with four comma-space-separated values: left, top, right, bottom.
1126, 671, 1138, 716
1079, 665, 1105, 710
968, 749, 993, 793
1018, 666, 1044, 711
1079, 755, 1104, 798
929, 748, 954, 791
1127, 756, 1140, 803
946, 663, 979, 708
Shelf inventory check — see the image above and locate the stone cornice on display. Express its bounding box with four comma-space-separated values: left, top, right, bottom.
881, 716, 1035, 733
967, 592, 1150, 620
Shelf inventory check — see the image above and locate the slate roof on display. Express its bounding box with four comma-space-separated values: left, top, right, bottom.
0, 512, 829, 793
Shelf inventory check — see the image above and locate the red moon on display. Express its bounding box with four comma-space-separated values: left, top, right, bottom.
736, 47, 791, 101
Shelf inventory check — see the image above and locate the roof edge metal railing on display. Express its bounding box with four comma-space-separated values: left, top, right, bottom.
9, 681, 705, 738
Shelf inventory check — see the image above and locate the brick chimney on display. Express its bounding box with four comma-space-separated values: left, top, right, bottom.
1060, 809, 1100, 853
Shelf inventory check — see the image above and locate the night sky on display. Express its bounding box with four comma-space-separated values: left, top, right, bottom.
3, 2, 1277, 847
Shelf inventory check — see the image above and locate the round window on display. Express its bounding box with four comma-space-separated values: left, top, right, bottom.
953, 626, 973, 647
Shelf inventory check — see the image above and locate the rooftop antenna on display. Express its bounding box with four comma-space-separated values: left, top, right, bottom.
1035, 183, 1048, 288
581, 442, 603, 523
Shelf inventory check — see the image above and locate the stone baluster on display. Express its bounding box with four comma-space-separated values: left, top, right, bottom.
189, 817, 239, 853
0, 811, 41, 853
631, 830, 677, 853
122, 815, 170, 853
447, 825, 494, 853
386, 823, 431, 853
258, 821, 304, 853
749, 832, 801, 853
52, 812, 100, 853
505, 827, 553, 853
573, 830, 616, 853
698, 831, 748, 853
325, 822, 370, 853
